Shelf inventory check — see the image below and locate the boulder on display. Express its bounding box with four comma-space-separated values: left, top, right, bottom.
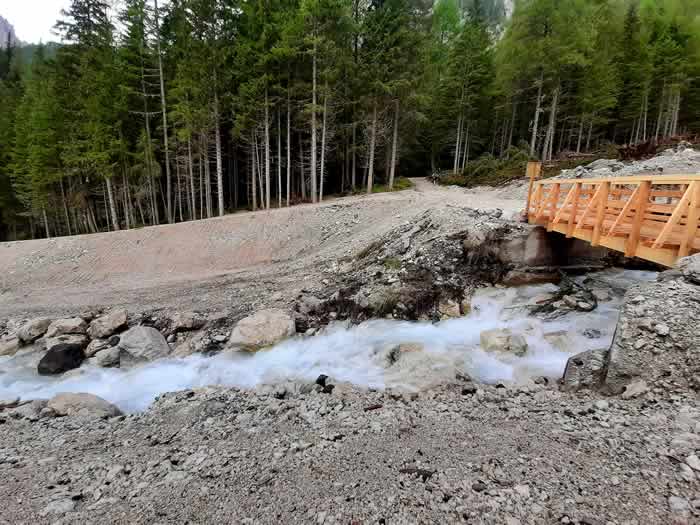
438, 299, 461, 318
544, 331, 571, 352
118, 325, 171, 365
45, 317, 87, 338
88, 347, 121, 368
84, 338, 110, 357
562, 348, 608, 391
9, 400, 48, 422
170, 312, 205, 333
88, 308, 128, 339
44, 334, 88, 352
47, 393, 122, 419
501, 270, 561, 287
17, 318, 52, 343
604, 279, 700, 394
297, 295, 324, 316
228, 309, 296, 350
0, 336, 20, 357
37, 343, 85, 375
679, 254, 700, 285
480, 329, 528, 356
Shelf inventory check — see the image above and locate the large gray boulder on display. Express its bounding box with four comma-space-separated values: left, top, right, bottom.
88, 309, 128, 339
37, 343, 85, 375
604, 278, 700, 394
88, 347, 121, 368
47, 393, 122, 419
228, 309, 296, 350
17, 318, 52, 343
45, 318, 87, 338
43, 334, 88, 352
118, 325, 171, 365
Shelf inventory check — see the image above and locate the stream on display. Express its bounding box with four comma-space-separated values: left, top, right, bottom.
0, 269, 657, 413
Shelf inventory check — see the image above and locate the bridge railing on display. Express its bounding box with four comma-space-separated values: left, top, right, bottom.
527, 174, 700, 267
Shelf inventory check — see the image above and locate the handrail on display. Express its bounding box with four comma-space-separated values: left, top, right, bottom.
526, 172, 700, 267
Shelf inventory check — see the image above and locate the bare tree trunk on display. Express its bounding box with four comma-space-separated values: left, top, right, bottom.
205, 136, 212, 218
507, 101, 517, 150
59, 179, 72, 236
319, 91, 328, 202
389, 99, 399, 190
122, 171, 131, 230
300, 134, 306, 200
461, 121, 470, 171
188, 139, 196, 220
453, 113, 463, 173
265, 88, 271, 210
366, 101, 378, 195
176, 157, 183, 222
530, 72, 543, 157
576, 116, 584, 153
251, 133, 258, 211
42, 208, 50, 239
586, 119, 593, 151
153, 0, 172, 224
287, 95, 291, 207
277, 109, 282, 208
351, 116, 357, 190
214, 92, 224, 217
106, 178, 120, 231
310, 38, 318, 203
541, 84, 559, 161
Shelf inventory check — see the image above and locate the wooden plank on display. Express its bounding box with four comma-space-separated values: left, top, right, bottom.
552, 184, 575, 226
625, 181, 651, 257
576, 184, 603, 230
524, 161, 542, 218
546, 183, 561, 231
679, 182, 700, 258
566, 183, 581, 238
534, 174, 700, 186
651, 182, 693, 249
591, 181, 610, 246
607, 185, 640, 237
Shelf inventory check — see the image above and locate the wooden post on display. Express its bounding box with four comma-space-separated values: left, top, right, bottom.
591, 181, 610, 246
525, 161, 542, 219
679, 181, 699, 258
546, 183, 561, 231
566, 183, 581, 238
625, 181, 650, 257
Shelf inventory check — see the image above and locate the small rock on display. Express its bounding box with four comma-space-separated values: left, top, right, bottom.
40, 498, 76, 516
0, 336, 20, 357
480, 329, 528, 356
118, 326, 171, 365
654, 323, 670, 337
438, 299, 461, 318
228, 309, 296, 350
89, 347, 121, 368
170, 312, 205, 333
686, 454, 700, 472
593, 400, 609, 411
45, 318, 87, 338
47, 392, 122, 419
472, 481, 488, 492
621, 380, 648, 399
669, 496, 689, 513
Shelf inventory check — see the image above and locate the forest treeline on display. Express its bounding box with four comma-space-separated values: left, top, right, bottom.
0, 0, 699, 240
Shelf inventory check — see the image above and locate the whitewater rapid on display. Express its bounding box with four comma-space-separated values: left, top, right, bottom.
0, 269, 656, 413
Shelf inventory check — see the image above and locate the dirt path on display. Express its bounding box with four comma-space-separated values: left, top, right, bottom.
0, 179, 528, 318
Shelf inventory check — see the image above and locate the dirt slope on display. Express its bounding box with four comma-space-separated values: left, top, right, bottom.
0, 179, 527, 318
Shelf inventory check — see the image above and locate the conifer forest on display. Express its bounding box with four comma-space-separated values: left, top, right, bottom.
0, 0, 699, 241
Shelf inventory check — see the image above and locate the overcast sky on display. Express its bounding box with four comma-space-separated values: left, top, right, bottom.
2, 0, 69, 44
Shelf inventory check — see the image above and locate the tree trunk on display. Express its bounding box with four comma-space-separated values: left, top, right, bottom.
176, 157, 183, 222
59, 178, 72, 236
277, 109, 282, 208
586, 118, 593, 151
153, 0, 172, 224
300, 134, 306, 200
461, 121, 470, 171
530, 72, 543, 157
453, 113, 463, 174
122, 171, 131, 230
250, 131, 258, 211
351, 116, 357, 190
264, 87, 271, 209
366, 101, 378, 195
389, 99, 399, 190
319, 91, 328, 202
541, 84, 559, 161
106, 178, 120, 231
188, 139, 196, 220
576, 116, 584, 153
310, 38, 318, 203
42, 208, 50, 239
507, 101, 517, 150
214, 92, 225, 217
205, 136, 212, 218
287, 94, 291, 207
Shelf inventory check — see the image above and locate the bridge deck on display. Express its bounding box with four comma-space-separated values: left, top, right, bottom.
526, 174, 700, 267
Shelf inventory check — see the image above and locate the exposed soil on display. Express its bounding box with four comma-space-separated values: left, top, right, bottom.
0, 178, 527, 320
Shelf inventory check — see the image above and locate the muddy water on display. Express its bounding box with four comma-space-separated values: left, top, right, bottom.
0, 269, 656, 413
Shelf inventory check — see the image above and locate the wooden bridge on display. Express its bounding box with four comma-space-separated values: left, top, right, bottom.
526, 167, 700, 267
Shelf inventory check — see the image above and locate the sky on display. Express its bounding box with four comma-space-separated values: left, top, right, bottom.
1, 0, 69, 44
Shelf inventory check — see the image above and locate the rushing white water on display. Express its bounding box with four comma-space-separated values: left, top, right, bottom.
0, 269, 656, 413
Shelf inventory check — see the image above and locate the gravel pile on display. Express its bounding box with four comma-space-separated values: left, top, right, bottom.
557, 144, 700, 180
1, 382, 698, 523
